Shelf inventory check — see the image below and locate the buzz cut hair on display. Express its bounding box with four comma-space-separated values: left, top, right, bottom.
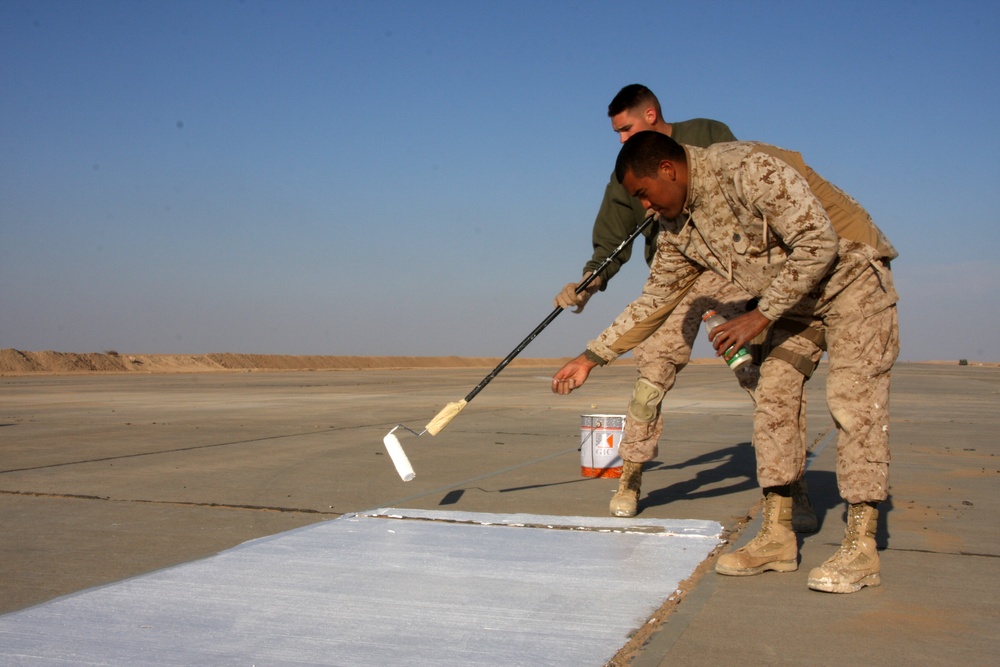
607, 84, 662, 119
615, 131, 686, 183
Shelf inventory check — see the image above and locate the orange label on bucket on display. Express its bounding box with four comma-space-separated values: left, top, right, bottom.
580, 414, 625, 478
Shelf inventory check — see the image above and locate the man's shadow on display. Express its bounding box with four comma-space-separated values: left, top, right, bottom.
641, 446, 892, 549
804, 455, 892, 549
641, 442, 758, 509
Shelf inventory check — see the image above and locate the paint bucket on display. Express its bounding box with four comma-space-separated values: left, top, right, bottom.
580, 414, 625, 478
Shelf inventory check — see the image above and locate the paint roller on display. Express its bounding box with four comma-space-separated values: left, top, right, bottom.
383, 212, 656, 481
383, 426, 416, 481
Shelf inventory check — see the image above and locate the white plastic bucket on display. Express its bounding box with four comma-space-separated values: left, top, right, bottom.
580, 414, 625, 478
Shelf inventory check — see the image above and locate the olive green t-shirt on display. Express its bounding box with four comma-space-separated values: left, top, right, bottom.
584, 118, 737, 284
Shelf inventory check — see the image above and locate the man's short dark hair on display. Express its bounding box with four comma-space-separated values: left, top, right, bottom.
615, 131, 686, 183
608, 84, 662, 118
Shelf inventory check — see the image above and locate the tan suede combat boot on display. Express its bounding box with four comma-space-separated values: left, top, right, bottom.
808, 503, 880, 593
790, 478, 818, 533
716, 491, 798, 575
609, 460, 643, 517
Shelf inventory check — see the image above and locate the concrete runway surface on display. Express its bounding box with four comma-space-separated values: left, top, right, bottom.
1, 362, 997, 665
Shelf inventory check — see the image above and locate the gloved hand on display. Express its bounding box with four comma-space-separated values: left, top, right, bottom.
554, 272, 602, 313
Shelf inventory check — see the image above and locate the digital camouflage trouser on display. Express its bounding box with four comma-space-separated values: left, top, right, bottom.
619, 262, 897, 506
620, 271, 758, 462
621, 282, 815, 480
753, 321, 824, 490
756, 264, 898, 504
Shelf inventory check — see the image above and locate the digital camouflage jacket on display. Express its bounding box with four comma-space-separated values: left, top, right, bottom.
589, 141, 898, 362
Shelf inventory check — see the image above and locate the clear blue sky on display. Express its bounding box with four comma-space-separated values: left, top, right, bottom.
2, 0, 998, 361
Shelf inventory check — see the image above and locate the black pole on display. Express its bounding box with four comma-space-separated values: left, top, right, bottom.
463, 213, 655, 403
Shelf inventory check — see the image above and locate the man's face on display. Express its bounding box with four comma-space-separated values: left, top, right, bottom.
622, 163, 687, 219
610, 107, 656, 143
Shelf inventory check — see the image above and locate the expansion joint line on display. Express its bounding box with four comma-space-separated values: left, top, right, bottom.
0, 428, 353, 474
816, 539, 999, 560
0, 488, 339, 516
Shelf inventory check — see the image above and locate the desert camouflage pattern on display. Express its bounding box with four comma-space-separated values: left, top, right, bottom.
589, 141, 899, 504
588, 142, 897, 364
754, 324, 824, 488
823, 266, 898, 503
619, 270, 758, 462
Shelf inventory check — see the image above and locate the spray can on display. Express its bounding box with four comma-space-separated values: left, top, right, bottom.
702, 310, 752, 370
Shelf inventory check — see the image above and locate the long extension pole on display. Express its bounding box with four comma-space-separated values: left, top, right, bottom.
424, 213, 656, 435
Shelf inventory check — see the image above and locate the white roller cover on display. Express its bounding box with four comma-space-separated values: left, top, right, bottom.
383, 432, 415, 481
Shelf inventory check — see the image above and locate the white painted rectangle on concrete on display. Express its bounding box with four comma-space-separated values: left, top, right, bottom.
0, 509, 722, 666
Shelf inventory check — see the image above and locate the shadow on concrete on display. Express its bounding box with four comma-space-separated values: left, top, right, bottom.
824, 492, 894, 550
439, 489, 466, 505
495, 477, 602, 494
797, 460, 893, 549
803, 467, 839, 533
641, 443, 757, 509
440, 476, 605, 503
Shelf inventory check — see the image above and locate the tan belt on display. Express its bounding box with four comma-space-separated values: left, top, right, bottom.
751, 318, 827, 379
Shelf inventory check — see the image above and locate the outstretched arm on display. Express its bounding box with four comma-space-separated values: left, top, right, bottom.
551, 353, 600, 395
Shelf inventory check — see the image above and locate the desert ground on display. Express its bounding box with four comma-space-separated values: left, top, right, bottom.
1, 351, 997, 664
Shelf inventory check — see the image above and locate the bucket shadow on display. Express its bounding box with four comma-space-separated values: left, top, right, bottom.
640, 442, 757, 510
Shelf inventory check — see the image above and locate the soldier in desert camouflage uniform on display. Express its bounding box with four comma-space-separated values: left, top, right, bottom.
553, 131, 899, 594
554, 85, 817, 529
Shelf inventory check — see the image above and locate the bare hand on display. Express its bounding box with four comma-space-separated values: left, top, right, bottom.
554, 273, 602, 313
551, 353, 599, 394
708, 309, 770, 360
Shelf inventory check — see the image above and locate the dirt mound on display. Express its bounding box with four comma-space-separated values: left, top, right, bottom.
0, 349, 134, 373
0, 349, 575, 376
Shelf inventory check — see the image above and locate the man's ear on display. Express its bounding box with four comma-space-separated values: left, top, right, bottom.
644, 106, 659, 126
658, 159, 677, 181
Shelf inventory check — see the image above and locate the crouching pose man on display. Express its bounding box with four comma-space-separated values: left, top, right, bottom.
553, 131, 899, 593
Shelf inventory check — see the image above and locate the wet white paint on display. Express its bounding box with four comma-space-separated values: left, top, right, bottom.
0, 509, 722, 666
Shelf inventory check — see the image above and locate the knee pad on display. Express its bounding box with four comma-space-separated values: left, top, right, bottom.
628, 378, 664, 423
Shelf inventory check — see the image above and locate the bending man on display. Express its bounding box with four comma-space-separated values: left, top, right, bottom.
556, 84, 817, 529
553, 131, 899, 594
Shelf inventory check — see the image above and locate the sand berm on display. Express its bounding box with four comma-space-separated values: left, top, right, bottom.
0, 349, 603, 376
4, 349, 987, 376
